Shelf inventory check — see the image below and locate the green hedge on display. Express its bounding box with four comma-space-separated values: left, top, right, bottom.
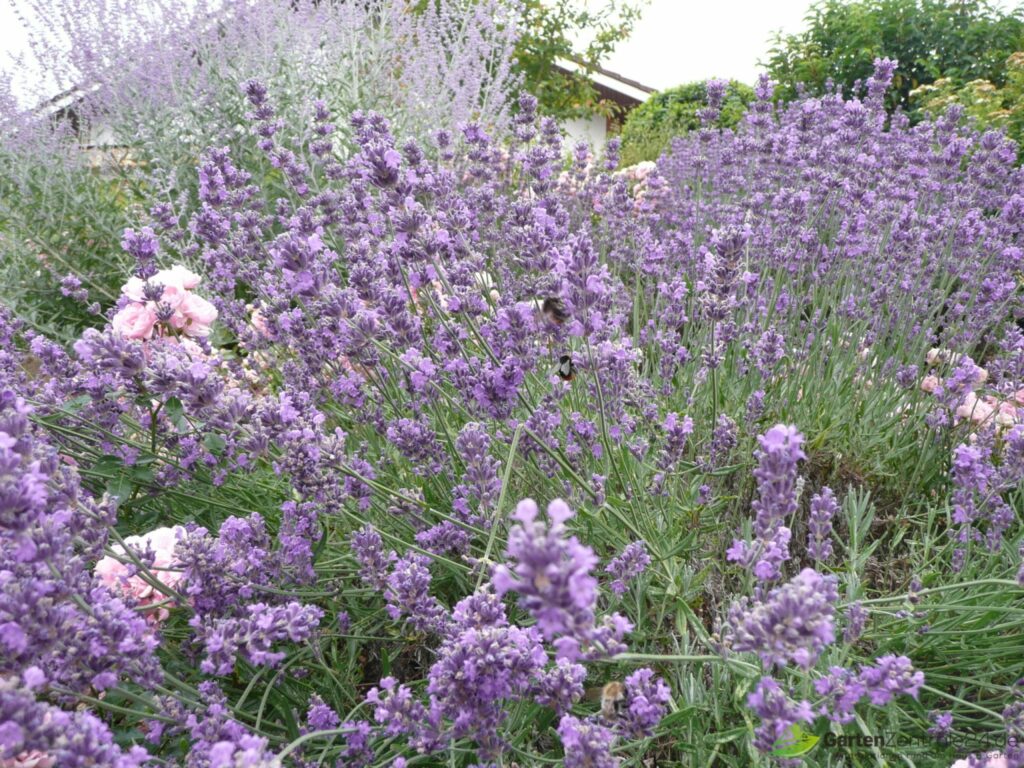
619, 80, 754, 166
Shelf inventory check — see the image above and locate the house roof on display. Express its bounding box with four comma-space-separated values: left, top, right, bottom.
553, 58, 655, 109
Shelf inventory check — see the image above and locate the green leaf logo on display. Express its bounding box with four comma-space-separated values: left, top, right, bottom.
770, 723, 820, 758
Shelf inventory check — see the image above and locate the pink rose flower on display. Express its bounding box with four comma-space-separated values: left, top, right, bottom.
95, 525, 185, 623
120, 276, 148, 302
174, 293, 218, 337
111, 302, 158, 340
955, 391, 996, 425
121, 269, 191, 308
159, 264, 201, 290
118, 265, 216, 339
920, 374, 940, 393
0, 752, 56, 768
952, 755, 1008, 768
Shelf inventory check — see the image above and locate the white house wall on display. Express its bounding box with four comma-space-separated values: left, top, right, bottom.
561, 114, 607, 150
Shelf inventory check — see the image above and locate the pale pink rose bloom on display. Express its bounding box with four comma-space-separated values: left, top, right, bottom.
956, 391, 995, 424
952, 755, 1008, 768
175, 293, 218, 337
250, 306, 269, 338
0, 751, 56, 768
95, 525, 185, 623
921, 375, 940, 393
626, 161, 656, 182
161, 284, 189, 310
926, 347, 965, 368
120, 276, 148, 302
175, 337, 206, 357
124, 265, 200, 305
162, 265, 202, 290
121, 272, 186, 310
992, 398, 1018, 428
976, 366, 989, 384
111, 303, 158, 340
1014, 388, 1024, 406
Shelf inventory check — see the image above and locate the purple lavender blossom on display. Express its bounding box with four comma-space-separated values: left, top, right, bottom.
493, 499, 632, 660
493, 499, 598, 641
728, 424, 806, 582
453, 422, 502, 525
929, 710, 954, 742
534, 659, 587, 714
427, 622, 547, 757
366, 677, 440, 754
657, 412, 693, 471
843, 602, 869, 643
807, 487, 838, 562
350, 526, 394, 590
858, 655, 924, 705
814, 666, 867, 724
726, 568, 839, 668
619, 668, 671, 738
605, 541, 651, 596
557, 715, 618, 768
196, 601, 323, 675
305, 695, 340, 732
384, 553, 447, 634
751, 425, 806, 538
746, 676, 813, 754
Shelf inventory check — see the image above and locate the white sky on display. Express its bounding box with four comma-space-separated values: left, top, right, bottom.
574, 0, 813, 90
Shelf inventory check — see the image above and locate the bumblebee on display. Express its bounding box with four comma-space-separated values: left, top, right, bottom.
556, 354, 575, 381
585, 681, 626, 720
542, 297, 569, 325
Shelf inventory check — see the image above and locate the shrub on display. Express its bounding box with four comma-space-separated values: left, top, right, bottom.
619, 79, 753, 165
0, 0, 521, 341
764, 0, 1024, 112
912, 51, 1024, 153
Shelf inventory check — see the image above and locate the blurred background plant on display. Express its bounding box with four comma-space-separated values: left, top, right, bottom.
618, 79, 753, 165
764, 0, 1024, 113
1, 0, 521, 342
511, 0, 645, 120
912, 51, 1024, 148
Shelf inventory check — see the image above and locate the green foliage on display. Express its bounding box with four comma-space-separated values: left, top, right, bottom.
912, 51, 1024, 149
415, 0, 645, 120
764, 0, 1024, 112
513, 0, 645, 120
619, 80, 754, 165
0, 149, 137, 339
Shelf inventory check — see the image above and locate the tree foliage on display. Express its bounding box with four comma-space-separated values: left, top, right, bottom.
513, 0, 645, 119
619, 80, 753, 165
912, 51, 1024, 150
764, 0, 1024, 112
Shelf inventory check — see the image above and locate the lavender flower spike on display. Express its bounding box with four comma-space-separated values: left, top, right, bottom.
493, 499, 599, 641
726, 568, 839, 668
807, 487, 838, 562
605, 541, 651, 595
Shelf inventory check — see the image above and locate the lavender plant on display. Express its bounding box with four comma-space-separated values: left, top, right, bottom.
0, 48, 1023, 768
0, 0, 520, 340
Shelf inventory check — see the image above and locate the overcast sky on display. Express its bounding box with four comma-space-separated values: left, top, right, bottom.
574, 0, 813, 90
